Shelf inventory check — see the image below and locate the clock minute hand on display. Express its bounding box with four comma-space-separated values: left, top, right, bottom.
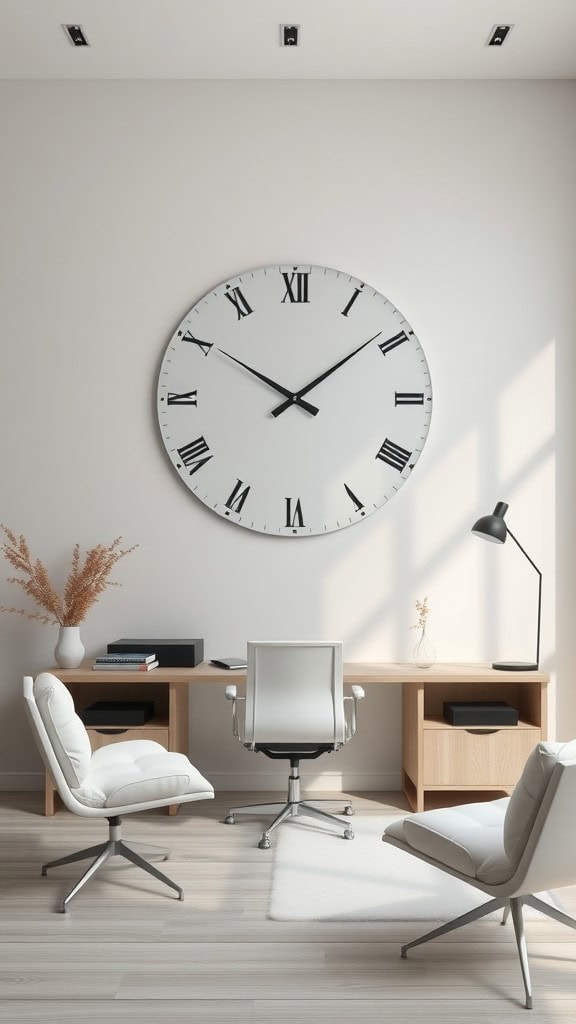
217, 350, 319, 416
270, 332, 382, 418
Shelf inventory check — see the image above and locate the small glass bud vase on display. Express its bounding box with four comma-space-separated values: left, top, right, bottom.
54, 625, 85, 669
413, 628, 436, 669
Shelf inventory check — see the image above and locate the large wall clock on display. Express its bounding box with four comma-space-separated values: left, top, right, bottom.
157, 264, 432, 537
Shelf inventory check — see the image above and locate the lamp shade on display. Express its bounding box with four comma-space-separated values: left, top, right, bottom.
471, 501, 509, 544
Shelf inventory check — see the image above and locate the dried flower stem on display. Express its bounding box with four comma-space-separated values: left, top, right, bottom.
411, 597, 430, 632
0, 525, 138, 625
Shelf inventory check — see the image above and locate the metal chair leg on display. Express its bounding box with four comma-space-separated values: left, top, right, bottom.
258, 803, 294, 849
299, 802, 354, 837
501, 901, 511, 925
525, 894, 576, 931
400, 898, 506, 957
61, 845, 114, 913
42, 842, 107, 876
226, 802, 285, 822
510, 897, 533, 1009
303, 799, 354, 815
121, 840, 170, 861
117, 841, 183, 899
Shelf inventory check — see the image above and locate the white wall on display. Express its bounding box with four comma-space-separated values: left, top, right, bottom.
0, 80, 574, 792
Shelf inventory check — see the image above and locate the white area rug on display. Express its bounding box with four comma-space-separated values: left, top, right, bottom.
269, 815, 549, 921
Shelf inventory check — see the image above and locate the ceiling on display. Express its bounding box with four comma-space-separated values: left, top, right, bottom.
0, 0, 575, 80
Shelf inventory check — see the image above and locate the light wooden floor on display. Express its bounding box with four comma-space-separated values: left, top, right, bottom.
1, 789, 576, 1023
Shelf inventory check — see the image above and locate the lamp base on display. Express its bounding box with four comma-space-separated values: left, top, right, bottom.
492, 660, 538, 672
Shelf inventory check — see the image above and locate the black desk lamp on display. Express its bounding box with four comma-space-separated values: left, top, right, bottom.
471, 501, 542, 671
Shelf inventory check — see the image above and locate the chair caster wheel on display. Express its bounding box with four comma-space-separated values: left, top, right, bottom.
224, 815, 236, 825
344, 829, 354, 840
178, 892, 185, 901
60, 905, 67, 914
344, 805, 354, 816
258, 837, 271, 850
41, 868, 47, 876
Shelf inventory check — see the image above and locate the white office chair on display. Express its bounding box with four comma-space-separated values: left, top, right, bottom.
24, 673, 214, 912
223, 641, 365, 848
383, 739, 576, 1009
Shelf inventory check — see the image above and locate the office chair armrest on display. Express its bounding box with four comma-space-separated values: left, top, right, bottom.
225, 685, 245, 739
344, 685, 365, 740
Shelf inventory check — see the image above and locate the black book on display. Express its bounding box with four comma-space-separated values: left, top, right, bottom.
210, 657, 247, 670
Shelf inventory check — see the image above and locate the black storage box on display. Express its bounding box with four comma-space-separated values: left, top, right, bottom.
80, 701, 154, 726
107, 638, 204, 667
443, 701, 519, 726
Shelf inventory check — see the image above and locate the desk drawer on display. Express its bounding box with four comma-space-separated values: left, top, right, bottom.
423, 727, 538, 786
88, 727, 170, 752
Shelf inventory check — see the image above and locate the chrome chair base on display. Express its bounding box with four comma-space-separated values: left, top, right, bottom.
225, 762, 354, 848
400, 894, 576, 1010
41, 816, 183, 912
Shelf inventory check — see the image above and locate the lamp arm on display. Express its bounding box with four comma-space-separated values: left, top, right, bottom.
506, 527, 542, 668
505, 528, 542, 578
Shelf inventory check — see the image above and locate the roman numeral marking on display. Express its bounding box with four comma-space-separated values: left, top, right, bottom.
285, 497, 304, 529
281, 271, 310, 303
177, 436, 213, 475
395, 392, 424, 406
225, 479, 251, 514
344, 483, 365, 514
376, 438, 412, 472
341, 287, 363, 317
179, 329, 213, 356
378, 330, 410, 356
167, 390, 198, 406
225, 286, 254, 320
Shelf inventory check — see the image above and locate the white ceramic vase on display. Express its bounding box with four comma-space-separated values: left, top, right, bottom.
54, 625, 85, 669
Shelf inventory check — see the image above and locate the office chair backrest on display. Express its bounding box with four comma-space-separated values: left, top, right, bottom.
504, 740, 576, 865
23, 673, 91, 794
509, 743, 576, 896
244, 641, 345, 746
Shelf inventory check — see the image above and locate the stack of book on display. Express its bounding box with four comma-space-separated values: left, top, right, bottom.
92, 653, 159, 672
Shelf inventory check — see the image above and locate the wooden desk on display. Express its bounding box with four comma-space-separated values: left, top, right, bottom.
44, 661, 549, 814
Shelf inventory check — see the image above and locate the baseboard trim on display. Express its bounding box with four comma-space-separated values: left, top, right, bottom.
0, 772, 44, 791
204, 771, 402, 792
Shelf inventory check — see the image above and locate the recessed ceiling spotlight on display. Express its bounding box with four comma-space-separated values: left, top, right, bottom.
63, 24, 89, 47
280, 25, 300, 47
487, 24, 513, 46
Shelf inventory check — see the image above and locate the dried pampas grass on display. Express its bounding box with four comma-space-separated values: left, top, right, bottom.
0, 525, 138, 626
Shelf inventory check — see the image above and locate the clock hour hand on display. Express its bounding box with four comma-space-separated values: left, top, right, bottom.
217, 350, 319, 416
270, 332, 382, 418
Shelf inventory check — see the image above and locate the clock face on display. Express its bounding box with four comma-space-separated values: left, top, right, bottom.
157, 264, 432, 537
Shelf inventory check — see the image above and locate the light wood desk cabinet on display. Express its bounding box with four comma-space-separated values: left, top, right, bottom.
44, 661, 549, 815
396, 665, 548, 811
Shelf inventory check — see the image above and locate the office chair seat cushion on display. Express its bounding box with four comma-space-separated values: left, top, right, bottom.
503, 740, 576, 866
71, 739, 214, 809
34, 672, 92, 788
385, 798, 513, 883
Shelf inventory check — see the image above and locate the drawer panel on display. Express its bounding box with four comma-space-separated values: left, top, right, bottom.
423, 728, 539, 786
87, 727, 170, 752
